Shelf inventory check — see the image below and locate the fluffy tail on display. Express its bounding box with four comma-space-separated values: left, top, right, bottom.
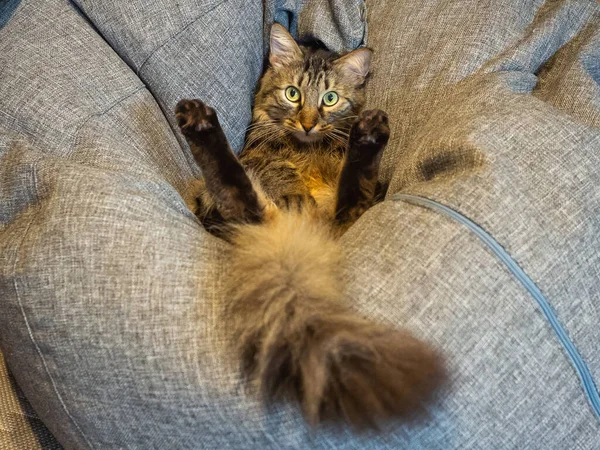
227, 211, 444, 428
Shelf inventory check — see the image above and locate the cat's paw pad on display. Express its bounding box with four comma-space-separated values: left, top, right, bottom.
352, 109, 390, 147
175, 99, 218, 136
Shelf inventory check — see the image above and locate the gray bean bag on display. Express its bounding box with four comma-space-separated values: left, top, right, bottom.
1, 0, 599, 448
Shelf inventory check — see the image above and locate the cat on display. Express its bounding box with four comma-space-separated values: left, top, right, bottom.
175, 23, 444, 429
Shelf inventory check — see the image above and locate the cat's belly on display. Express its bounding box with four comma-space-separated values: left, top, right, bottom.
303, 174, 337, 217
312, 184, 336, 211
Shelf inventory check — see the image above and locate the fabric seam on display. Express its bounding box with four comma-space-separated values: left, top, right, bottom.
391, 192, 600, 422
10, 166, 95, 449
136, 0, 229, 75
68, 86, 146, 152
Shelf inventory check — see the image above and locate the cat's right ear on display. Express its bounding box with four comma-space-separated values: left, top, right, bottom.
269, 23, 303, 68
334, 48, 372, 85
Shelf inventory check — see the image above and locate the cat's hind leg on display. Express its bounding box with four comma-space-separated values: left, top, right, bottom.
334, 109, 390, 230
176, 99, 263, 224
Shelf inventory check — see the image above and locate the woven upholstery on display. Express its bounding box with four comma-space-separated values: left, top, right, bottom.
1, 0, 599, 448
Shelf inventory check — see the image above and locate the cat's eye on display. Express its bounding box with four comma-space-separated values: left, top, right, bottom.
322, 91, 339, 107
285, 86, 301, 103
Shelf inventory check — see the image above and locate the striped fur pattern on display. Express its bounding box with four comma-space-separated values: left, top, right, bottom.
175, 24, 444, 429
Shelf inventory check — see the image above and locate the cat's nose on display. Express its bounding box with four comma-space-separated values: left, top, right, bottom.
298, 108, 319, 133
301, 122, 315, 133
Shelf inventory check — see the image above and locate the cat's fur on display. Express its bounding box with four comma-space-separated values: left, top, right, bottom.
175, 24, 444, 428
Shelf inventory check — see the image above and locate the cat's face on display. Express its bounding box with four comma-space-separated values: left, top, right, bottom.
252, 24, 372, 145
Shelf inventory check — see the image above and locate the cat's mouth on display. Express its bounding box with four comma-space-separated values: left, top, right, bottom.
292, 130, 323, 143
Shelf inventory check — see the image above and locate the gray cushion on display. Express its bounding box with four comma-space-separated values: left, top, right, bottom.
0, 353, 62, 450
1, 0, 600, 449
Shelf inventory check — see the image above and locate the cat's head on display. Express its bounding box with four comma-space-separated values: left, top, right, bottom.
252, 24, 371, 145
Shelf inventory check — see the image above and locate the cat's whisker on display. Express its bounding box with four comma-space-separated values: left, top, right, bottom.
248, 127, 276, 139
246, 119, 279, 129
245, 135, 270, 149
325, 132, 347, 148
247, 122, 276, 131
245, 128, 277, 141
251, 128, 288, 152
330, 128, 350, 135
329, 132, 350, 142
245, 128, 280, 148
336, 116, 359, 124
244, 124, 280, 140
247, 127, 274, 137
330, 133, 349, 140
328, 130, 350, 141
332, 131, 349, 142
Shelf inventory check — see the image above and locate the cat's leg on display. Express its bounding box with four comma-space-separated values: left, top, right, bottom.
176, 99, 263, 224
334, 109, 390, 229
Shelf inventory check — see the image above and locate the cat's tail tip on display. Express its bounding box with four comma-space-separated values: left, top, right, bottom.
260, 315, 446, 429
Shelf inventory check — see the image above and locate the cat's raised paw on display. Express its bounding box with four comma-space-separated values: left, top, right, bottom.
351, 109, 390, 147
175, 99, 218, 136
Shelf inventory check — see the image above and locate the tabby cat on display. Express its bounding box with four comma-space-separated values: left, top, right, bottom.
175, 24, 443, 428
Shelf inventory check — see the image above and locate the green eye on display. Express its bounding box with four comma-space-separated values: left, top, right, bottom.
322, 91, 339, 106
285, 86, 301, 102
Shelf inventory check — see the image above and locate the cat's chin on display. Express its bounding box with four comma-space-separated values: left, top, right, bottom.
292, 131, 323, 144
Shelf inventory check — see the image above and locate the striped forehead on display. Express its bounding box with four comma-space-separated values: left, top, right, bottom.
296, 54, 333, 90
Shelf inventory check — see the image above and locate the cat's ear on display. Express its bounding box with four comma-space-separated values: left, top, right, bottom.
334, 48, 372, 84
269, 23, 303, 68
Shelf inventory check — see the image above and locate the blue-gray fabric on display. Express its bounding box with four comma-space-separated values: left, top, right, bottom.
1, 0, 599, 449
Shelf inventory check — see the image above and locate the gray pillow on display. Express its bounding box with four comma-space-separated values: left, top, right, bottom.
1, 0, 599, 448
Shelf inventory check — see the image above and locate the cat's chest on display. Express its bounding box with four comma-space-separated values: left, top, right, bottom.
292, 151, 342, 185
290, 151, 343, 206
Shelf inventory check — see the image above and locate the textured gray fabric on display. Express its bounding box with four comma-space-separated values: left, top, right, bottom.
366, 0, 600, 388
72, 0, 264, 154
0, 353, 62, 450
265, 0, 366, 52
1, 0, 600, 449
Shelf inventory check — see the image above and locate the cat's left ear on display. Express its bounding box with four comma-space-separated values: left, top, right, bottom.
334, 48, 372, 84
